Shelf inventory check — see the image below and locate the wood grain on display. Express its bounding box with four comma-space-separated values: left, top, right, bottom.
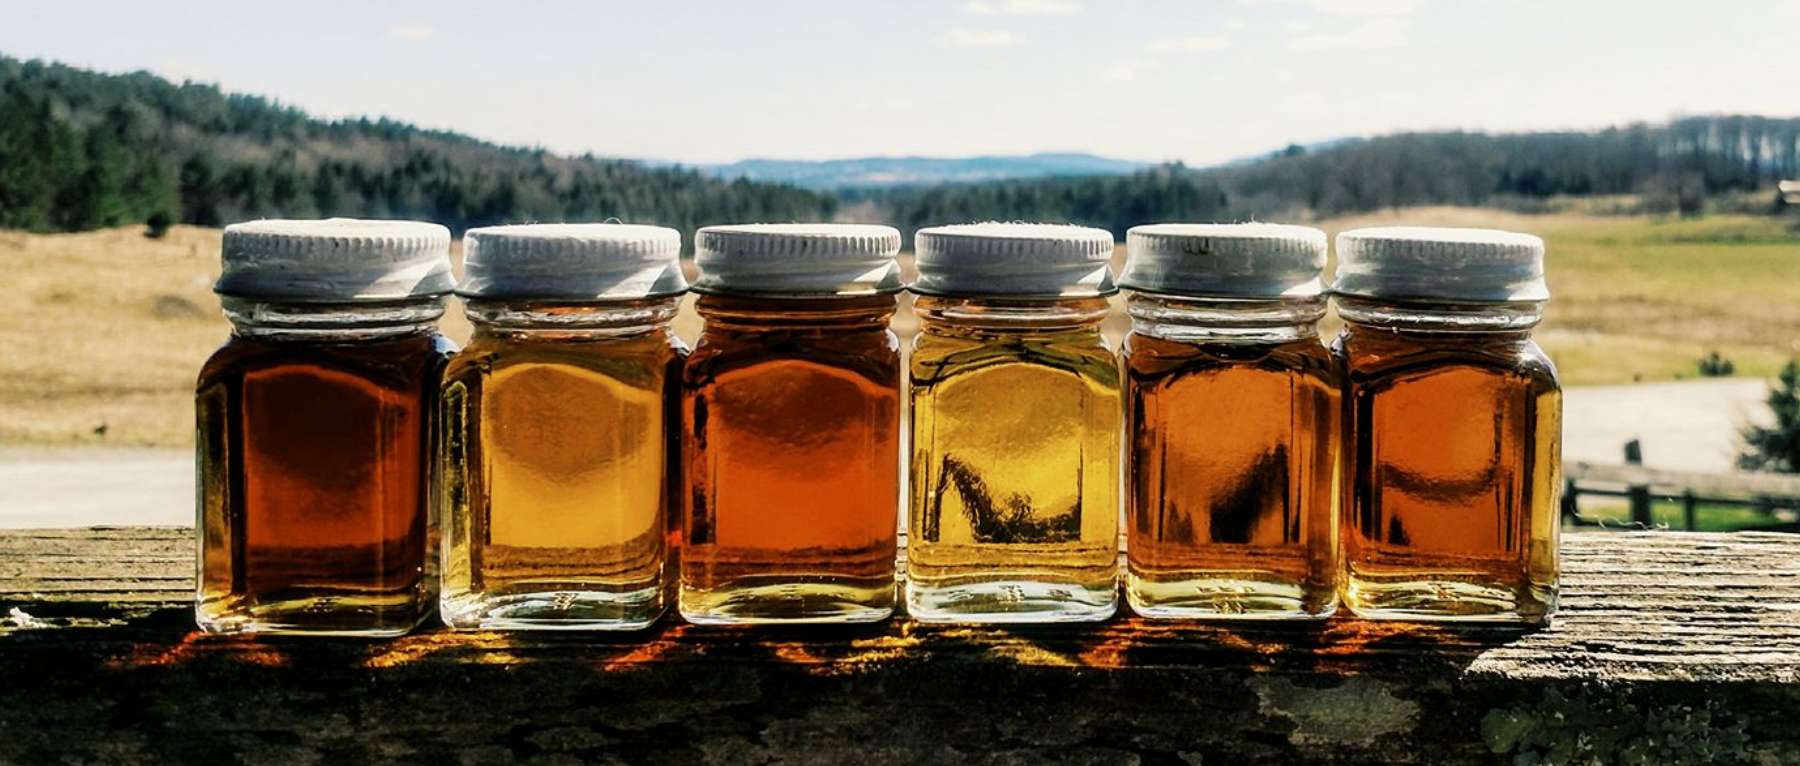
2, 527, 1797, 764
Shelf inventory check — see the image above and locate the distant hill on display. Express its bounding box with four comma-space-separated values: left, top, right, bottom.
865, 119, 1800, 239
700, 153, 1147, 190
4, 53, 1798, 243
0, 54, 834, 235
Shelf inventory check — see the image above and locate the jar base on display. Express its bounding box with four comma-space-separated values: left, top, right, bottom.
906, 579, 1117, 624
1343, 575, 1555, 625
679, 577, 894, 625
1126, 573, 1336, 621
195, 591, 429, 637
440, 587, 663, 631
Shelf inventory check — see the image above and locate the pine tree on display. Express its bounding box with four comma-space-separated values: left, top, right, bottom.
1739, 361, 1800, 473
0, 91, 59, 230
178, 155, 222, 226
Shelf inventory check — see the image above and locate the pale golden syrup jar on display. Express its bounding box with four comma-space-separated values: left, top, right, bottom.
1118, 224, 1341, 620
906, 223, 1121, 623
439, 224, 688, 630
1334, 227, 1561, 624
680, 224, 904, 625
196, 219, 456, 636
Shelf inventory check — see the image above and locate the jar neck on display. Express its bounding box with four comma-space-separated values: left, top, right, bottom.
466, 297, 680, 340
914, 296, 1109, 335
694, 293, 897, 332
1127, 292, 1324, 343
1336, 295, 1545, 337
223, 296, 445, 341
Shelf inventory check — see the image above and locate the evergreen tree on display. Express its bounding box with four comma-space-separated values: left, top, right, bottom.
178, 155, 223, 227
1739, 361, 1800, 474
0, 91, 60, 230
60, 125, 131, 229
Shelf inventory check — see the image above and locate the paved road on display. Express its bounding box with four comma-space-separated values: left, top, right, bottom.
1563, 379, 1772, 472
0, 379, 1780, 529
0, 445, 190, 528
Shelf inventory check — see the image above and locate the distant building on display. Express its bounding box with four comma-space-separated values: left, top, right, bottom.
1779, 180, 1800, 211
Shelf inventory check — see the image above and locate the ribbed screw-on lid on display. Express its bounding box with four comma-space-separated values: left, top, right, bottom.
215, 218, 454, 302
1121, 223, 1326, 299
912, 222, 1117, 298
458, 223, 686, 301
693, 223, 903, 297
1334, 226, 1548, 303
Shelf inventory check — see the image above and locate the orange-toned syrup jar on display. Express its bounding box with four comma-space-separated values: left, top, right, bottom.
680, 224, 904, 624
1118, 224, 1341, 620
439, 224, 688, 631
196, 219, 456, 636
1334, 227, 1561, 624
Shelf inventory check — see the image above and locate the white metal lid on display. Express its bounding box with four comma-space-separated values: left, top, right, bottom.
1335, 226, 1549, 303
692, 223, 903, 297
1120, 223, 1327, 299
215, 218, 454, 302
912, 222, 1117, 298
459, 223, 686, 301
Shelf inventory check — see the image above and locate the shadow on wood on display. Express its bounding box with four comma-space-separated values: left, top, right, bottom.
3, 527, 1798, 764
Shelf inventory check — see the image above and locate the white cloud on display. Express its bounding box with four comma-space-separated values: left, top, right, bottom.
1103, 59, 1145, 82
1288, 17, 1408, 50
1309, 0, 1424, 17
387, 24, 436, 42
1150, 36, 1234, 54
1284, 90, 1329, 116
944, 27, 1021, 48
963, 0, 1081, 16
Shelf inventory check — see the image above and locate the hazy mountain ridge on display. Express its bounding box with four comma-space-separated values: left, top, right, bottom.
700, 152, 1149, 189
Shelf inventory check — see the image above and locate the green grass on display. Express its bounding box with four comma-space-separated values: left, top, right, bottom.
1575, 499, 1796, 532
1318, 209, 1800, 386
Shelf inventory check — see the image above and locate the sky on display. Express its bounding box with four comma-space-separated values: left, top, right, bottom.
2, 1, 1798, 166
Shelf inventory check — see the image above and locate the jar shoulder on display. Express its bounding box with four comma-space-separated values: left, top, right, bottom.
1124, 331, 1339, 381
446, 332, 686, 391
685, 328, 899, 388
912, 328, 1118, 387
1337, 328, 1559, 388
199, 331, 454, 389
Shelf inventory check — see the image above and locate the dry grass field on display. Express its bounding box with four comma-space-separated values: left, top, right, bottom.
1, 208, 1795, 447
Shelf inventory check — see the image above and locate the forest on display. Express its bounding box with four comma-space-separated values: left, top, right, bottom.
0, 55, 834, 235
2, 53, 1799, 239
861, 117, 1800, 237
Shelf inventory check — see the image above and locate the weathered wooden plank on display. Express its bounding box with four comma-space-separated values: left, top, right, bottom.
1, 528, 1798, 764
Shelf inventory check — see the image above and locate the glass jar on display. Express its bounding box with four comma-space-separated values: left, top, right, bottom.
680, 224, 904, 624
439, 224, 688, 631
1118, 224, 1341, 620
1333, 227, 1561, 624
906, 223, 1121, 623
196, 219, 455, 636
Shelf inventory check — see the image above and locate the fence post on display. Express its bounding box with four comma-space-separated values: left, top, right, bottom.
1625, 439, 1653, 527
1682, 489, 1698, 531
1562, 477, 1580, 523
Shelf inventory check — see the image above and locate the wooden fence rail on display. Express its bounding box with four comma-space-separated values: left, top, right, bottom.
4, 526, 1800, 764
1563, 458, 1800, 531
